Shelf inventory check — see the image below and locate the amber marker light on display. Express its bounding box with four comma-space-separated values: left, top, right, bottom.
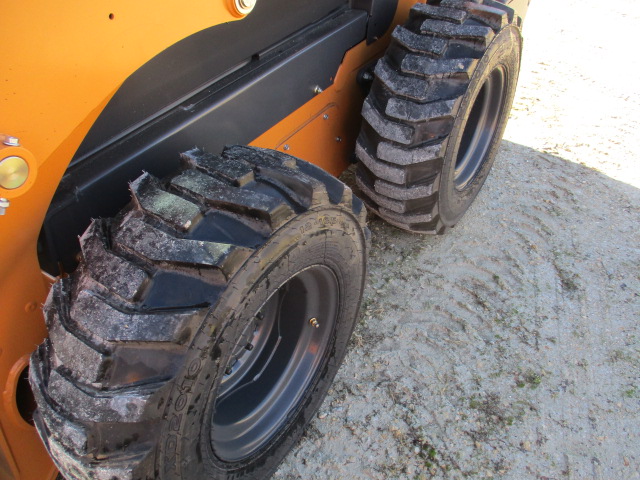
0, 156, 29, 190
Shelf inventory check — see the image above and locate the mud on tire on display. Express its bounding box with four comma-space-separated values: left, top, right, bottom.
30, 146, 368, 479
356, 0, 522, 233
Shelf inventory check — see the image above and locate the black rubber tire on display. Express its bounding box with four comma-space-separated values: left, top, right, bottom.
356, 0, 522, 233
29, 146, 368, 480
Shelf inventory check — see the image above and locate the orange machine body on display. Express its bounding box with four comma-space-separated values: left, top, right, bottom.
0, 1, 416, 477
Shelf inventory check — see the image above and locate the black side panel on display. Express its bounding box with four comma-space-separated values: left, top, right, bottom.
73, 0, 347, 163
40, 9, 368, 274
352, 0, 399, 43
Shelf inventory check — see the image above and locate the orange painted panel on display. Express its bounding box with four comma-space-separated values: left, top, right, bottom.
0, 1, 422, 478
252, 0, 420, 174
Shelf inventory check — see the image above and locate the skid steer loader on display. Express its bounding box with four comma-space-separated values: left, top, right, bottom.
0, 0, 528, 478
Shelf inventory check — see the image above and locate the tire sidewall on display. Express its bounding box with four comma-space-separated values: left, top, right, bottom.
438, 25, 522, 227
157, 207, 366, 479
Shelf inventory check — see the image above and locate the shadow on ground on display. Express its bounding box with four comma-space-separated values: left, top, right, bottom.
275, 141, 640, 480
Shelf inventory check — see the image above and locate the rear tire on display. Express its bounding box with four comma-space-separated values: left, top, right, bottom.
356, 0, 522, 233
30, 146, 368, 479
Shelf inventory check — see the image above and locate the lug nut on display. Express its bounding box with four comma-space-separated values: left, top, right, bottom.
0, 197, 9, 215
309, 317, 320, 328
2, 136, 20, 147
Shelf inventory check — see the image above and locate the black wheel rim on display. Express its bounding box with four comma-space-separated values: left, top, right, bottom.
454, 66, 507, 190
211, 265, 339, 462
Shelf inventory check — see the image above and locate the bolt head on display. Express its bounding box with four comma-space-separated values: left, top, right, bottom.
0, 197, 9, 215
234, 0, 256, 14
2, 136, 20, 147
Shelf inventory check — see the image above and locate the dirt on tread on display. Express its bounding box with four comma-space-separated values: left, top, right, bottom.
30, 145, 367, 480
356, 0, 516, 233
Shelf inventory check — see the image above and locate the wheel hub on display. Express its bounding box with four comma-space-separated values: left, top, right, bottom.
454, 66, 507, 190
211, 265, 339, 462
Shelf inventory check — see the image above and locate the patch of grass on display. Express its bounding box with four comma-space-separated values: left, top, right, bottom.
515, 369, 543, 389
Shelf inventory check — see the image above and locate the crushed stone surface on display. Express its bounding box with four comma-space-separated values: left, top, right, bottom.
275, 0, 640, 478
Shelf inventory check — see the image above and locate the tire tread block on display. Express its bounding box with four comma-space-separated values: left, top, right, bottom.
419, 18, 495, 46
443, 0, 515, 24
70, 288, 204, 344
375, 59, 468, 103
375, 178, 436, 200
80, 220, 148, 301
130, 173, 200, 231
356, 174, 407, 213
392, 25, 448, 56
377, 140, 446, 166
411, 3, 468, 23
171, 168, 293, 228
356, 141, 407, 185
362, 98, 414, 145
181, 148, 255, 186
386, 97, 457, 123
401, 55, 477, 78
114, 214, 252, 275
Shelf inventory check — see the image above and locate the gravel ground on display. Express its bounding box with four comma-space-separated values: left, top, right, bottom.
275, 0, 640, 479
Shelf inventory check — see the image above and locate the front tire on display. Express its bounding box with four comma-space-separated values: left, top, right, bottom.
356, 0, 522, 233
30, 146, 368, 479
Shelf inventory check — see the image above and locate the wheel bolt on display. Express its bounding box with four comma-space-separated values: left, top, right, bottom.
245, 343, 254, 351
309, 317, 320, 328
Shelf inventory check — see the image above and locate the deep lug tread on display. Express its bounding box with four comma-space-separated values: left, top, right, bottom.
356, 142, 408, 185
401, 55, 477, 78
419, 19, 495, 46
114, 213, 253, 275
70, 288, 206, 344
170, 168, 294, 229
32, 145, 369, 480
80, 220, 148, 302
443, 0, 515, 24
356, 0, 517, 233
46, 368, 157, 424
31, 344, 89, 454
385, 97, 457, 123
392, 25, 448, 56
376, 140, 446, 166
46, 308, 106, 384
362, 98, 415, 145
375, 178, 436, 201
181, 148, 255, 186
130, 173, 201, 231
374, 59, 468, 103
410, 3, 469, 24
356, 174, 407, 213
379, 206, 434, 224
